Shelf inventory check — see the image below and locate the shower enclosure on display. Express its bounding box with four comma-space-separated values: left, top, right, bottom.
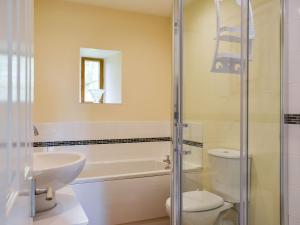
171, 0, 286, 225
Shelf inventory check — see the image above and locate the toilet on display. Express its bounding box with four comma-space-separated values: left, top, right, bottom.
166, 148, 240, 225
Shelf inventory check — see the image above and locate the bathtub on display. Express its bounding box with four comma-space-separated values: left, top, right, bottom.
74, 159, 170, 184
71, 159, 201, 225
71, 159, 171, 225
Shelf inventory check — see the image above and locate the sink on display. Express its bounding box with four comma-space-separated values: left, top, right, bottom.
33, 152, 86, 191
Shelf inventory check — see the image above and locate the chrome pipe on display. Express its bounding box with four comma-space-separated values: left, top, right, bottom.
171, 0, 183, 225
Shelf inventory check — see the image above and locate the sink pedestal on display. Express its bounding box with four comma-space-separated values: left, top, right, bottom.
36, 192, 57, 213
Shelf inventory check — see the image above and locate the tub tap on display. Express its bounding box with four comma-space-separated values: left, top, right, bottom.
163, 155, 171, 169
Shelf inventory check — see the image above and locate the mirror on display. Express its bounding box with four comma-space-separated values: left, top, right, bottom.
80, 48, 122, 104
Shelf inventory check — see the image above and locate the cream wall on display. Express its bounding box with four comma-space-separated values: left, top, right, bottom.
183, 0, 281, 225
34, 0, 172, 123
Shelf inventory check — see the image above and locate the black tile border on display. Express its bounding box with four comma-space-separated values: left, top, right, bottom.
182, 140, 204, 148
33, 137, 171, 147
285, 114, 300, 124
33, 137, 204, 148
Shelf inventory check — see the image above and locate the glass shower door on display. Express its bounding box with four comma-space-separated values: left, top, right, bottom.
247, 0, 282, 225
182, 1, 243, 225
172, 0, 282, 225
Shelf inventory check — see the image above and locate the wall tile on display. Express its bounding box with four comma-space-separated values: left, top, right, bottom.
288, 83, 300, 113
288, 153, 300, 188
289, 185, 300, 218
33, 121, 171, 142
33, 122, 173, 164
37, 142, 171, 162
289, 22, 300, 52
287, 125, 300, 155
289, 0, 300, 22
289, 51, 300, 84
289, 215, 300, 225
183, 122, 203, 143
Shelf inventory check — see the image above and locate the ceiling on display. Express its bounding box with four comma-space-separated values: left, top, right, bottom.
65, 0, 173, 17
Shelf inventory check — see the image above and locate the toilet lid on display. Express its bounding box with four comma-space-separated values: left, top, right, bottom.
182, 191, 224, 212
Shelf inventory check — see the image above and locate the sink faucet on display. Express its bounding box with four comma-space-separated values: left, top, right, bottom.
33, 125, 39, 136
163, 155, 171, 170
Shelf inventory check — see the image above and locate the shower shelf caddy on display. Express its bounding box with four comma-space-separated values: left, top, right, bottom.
211, 0, 255, 75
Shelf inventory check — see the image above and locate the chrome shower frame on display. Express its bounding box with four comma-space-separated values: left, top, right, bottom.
171, 1, 183, 225
281, 0, 289, 225
171, 0, 289, 225
239, 0, 249, 225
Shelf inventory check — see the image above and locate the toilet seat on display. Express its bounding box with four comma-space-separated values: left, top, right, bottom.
183, 191, 224, 212
165, 191, 234, 225
166, 190, 224, 212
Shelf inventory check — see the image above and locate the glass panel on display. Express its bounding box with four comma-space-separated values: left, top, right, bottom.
182, 0, 241, 224
248, 0, 281, 225
179, 0, 282, 225
84, 60, 100, 102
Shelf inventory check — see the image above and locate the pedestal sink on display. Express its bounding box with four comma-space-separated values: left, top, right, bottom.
33, 152, 86, 213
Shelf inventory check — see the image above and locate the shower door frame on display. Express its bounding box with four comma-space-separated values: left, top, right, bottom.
171, 0, 183, 225
171, 0, 288, 225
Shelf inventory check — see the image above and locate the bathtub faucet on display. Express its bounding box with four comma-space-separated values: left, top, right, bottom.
163, 155, 171, 169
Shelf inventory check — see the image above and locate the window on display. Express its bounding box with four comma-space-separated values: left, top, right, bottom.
81, 57, 104, 103
80, 48, 122, 104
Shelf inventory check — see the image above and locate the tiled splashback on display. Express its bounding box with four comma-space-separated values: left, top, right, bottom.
33, 121, 204, 163
183, 122, 203, 143
183, 122, 203, 166
35, 142, 172, 163
33, 122, 171, 142
33, 121, 172, 162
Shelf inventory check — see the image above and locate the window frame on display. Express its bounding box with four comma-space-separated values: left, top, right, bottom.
81, 57, 104, 103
